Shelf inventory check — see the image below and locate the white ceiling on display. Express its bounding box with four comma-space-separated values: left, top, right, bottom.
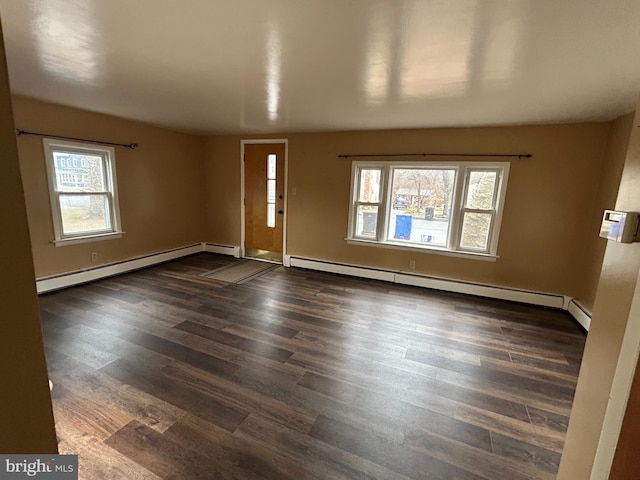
0, 0, 639, 135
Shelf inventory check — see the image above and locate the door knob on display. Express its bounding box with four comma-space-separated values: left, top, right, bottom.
278, 210, 283, 214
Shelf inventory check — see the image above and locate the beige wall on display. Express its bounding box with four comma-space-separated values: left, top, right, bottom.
13, 95, 208, 278
204, 135, 244, 244
575, 113, 633, 312
205, 123, 612, 299
558, 106, 640, 479
0, 22, 57, 453
16, 97, 621, 304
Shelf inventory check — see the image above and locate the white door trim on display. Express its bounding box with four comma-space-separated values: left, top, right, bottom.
240, 139, 289, 263
590, 267, 640, 479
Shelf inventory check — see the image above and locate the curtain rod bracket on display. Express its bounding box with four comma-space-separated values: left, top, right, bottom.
16, 129, 138, 150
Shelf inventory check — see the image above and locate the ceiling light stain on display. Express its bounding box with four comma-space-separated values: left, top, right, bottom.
33, 0, 102, 85
265, 20, 281, 122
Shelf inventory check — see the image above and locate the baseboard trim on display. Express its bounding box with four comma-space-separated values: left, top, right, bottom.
36, 242, 242, 294
395, 273, 565, 309
289, 256, 570, 311
36, 247, 592, 331
203, 243, 241, 258
567, 299, 592, 331
37, 244, 201, 294
289, 257, 395, 282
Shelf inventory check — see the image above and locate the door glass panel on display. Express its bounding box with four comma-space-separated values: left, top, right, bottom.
266, 154, 277, 228
267, 204, 276, 228
267, 154, 277, 179
267, 179, 276, 203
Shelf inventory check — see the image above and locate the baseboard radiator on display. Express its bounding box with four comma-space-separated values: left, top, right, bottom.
36, 243, 239, 294
288, 256, 591, 330
35, 246, 591, 331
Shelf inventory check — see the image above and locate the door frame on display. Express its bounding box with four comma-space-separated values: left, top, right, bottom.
240, 139, 289, 265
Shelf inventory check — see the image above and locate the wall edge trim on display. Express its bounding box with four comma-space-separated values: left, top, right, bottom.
203, 243, 241, 258
567, 299, 592, 331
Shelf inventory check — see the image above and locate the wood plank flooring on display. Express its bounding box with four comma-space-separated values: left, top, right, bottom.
38, 253, 587, 479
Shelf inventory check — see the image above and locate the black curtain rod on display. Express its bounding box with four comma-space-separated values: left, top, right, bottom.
16, 129, 138, 150
337, 152, 532, 159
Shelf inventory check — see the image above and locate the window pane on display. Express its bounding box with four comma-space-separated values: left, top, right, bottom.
460, 212, 492, 250
267, 154, 277, 180
355, 205, 378, 237
53, 152, 105, 192
387, 168, 455, 246
358, 169, 381, 203
59, 194, 110, 234
267, 179, 276, 203
267, 204, 276, 228
465, 171, 497, 209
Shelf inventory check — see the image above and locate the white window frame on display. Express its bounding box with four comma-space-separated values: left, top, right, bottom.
348, 165, 387, 240
43, 138, 123, 246
347, 161, 509, 260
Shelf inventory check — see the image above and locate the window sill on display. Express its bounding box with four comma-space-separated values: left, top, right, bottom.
345, 238, 498, 262
53, 232, 124, 246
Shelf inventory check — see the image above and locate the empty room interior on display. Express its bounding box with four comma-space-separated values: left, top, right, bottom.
2, 1, 640, 479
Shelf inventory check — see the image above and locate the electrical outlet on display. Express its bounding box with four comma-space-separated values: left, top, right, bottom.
409, 260, 416, 270
91, 252, 98, 263
292, 187, 297, 195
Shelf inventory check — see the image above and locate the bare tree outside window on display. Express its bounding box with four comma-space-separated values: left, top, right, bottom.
86, 155, 108, 222
459, 171, 498, 250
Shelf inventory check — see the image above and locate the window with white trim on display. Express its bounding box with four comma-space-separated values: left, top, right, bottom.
43, 138, 122, 244
347, 161, 509, 257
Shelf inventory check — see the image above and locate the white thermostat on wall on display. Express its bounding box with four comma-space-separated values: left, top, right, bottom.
599, 210, 640, 243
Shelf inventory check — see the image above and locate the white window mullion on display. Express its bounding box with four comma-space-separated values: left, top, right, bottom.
52, 191, 64, 240
462, 207, 494, 215
489, 167, 509, 255
449, 166, 466, 250
348, 163, 360, 238
378, 164, 391, 242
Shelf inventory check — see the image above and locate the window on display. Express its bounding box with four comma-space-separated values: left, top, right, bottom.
267, 153, 277, 228
353, 167, 382, 238
43, 138, 122, 244
347, 161, 509, 258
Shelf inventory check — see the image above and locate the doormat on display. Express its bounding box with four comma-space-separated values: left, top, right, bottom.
201, 260, 279, 284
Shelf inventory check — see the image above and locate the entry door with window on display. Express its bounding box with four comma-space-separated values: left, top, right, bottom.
244, 143, 285, 262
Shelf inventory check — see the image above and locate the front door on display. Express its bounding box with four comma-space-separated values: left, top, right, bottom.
244, 143, 285, 262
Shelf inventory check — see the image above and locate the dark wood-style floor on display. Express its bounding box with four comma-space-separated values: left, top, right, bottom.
39, 253, 586, 480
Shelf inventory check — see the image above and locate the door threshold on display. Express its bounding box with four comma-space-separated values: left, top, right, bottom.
244, 248, 283, 264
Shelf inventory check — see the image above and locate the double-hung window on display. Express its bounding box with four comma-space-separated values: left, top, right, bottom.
353, 167, 384, 238
43, 138, 122, 245
348, 161, 509, 258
